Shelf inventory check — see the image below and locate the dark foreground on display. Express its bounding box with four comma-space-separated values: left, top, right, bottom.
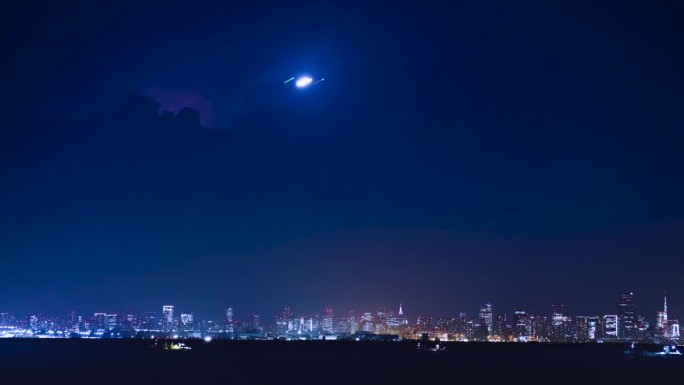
0, 340, 681, 384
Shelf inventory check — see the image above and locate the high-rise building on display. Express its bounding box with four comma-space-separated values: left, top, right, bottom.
657, 293, 669, 338
530, 315, 549, 340
587, 316, 598, 341
162, 305, 174, 332
348, 311, 358, 334
0, 313, 14, 327
617, 292, 636, 340
104, 314, 117, 330
334, 318, 351, 334
180, 313, 194, 326
551, 304, 564, 338
247, 314, 261, 333
603, 315, 618, 340
667, 320, 680, 339
322, 307, 334, 334
575, 316, 589, 342
226, 307, 234, 333
276, 306, 292, 336
513, 309, 531, 339
479, 303, 493, 335
396, 304, 408, 332
494, 313, 507, 338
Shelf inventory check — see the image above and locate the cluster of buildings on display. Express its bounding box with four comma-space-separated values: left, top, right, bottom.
0, 292, 679, 343
412, 292, 679, 343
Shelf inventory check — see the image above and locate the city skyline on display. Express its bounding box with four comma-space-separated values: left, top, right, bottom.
2, 290, 677, 330
1, 291, 679, 344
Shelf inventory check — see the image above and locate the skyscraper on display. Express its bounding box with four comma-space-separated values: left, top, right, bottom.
247, 314, 261, 333
575, 316, 589, 342
162, 305, 174, 332
617, 292, 635, 340
513, 309, 531, 340
276, 306, 292, 336
322, 307, 334, 334
657, 292, 668, 338
479, 303, 493, 335
603, 315, 618, 340
551, 304, 564, 339
226, 307, 234, 334
494, 313, 507, 338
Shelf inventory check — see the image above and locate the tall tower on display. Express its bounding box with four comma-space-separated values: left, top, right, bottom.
322, 307, 334, 334
399, 304, 403, 316
617, 292, 635, 340
226, 307, 234, 334
551, 304, 564, 338
479, 303, 493, 335
162, 305, 174, 332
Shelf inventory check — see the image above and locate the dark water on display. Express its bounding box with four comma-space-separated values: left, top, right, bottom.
0, 340, 680, 384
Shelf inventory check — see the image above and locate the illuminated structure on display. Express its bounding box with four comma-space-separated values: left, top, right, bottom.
162, 305, 174, 332
321, 307, 334, 334
1, 295, 676, 342
494, 313, 507, 338
276, 306, 292, 336
603, 315, 618, 340
226, 307, 234, 333
513, 309, 531, 340
657, 293, 668, 338
247, 314, 261, 333
668, 320, 680, 339
479, 303, 493, 335
587, 316, 598, 341
551, 304, 564, 339
180, 313, 193, 326
575, 316, 589, 342
617, 292, 636, 340
104, 314, 117, 330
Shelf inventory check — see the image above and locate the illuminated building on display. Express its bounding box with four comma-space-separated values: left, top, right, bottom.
362, 312, 373, 333
575, 316, 589, 342
494, 313, 507, 338
479, 303, 493, 335
530, 315, 548, 340
603, 315, 618, 340
29, 314, 39, 330
635, 313, 649, 341
180, 313, 194, 326
667, 320, 680, 339
0, 313, 15, 327
334, 318, 351, 334
617, 292, 635, 340
226, 307, 234, 333
276, 306, 292, 336
162, 305, 174, 331
348, 310, 358, 334
104, 314, 117, 330
551, 304, 564, 339
247, 314, 261, 332
657, 293, 668, 338
513, 309, 531, 340
322, 307, 334, 334
587, 316, 598, 341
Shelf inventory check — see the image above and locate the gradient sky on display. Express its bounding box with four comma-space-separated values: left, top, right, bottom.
2, 0, 684, 322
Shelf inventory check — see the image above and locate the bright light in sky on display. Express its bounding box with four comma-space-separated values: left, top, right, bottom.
295, 76, 313, 88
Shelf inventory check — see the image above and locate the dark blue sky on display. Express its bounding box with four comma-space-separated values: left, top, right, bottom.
2, 0, 683, 321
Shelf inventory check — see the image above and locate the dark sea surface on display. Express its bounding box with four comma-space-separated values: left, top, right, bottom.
0, 340, 681, 384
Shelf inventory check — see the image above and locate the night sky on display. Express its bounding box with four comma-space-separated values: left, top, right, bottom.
2, 1, 684, 321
